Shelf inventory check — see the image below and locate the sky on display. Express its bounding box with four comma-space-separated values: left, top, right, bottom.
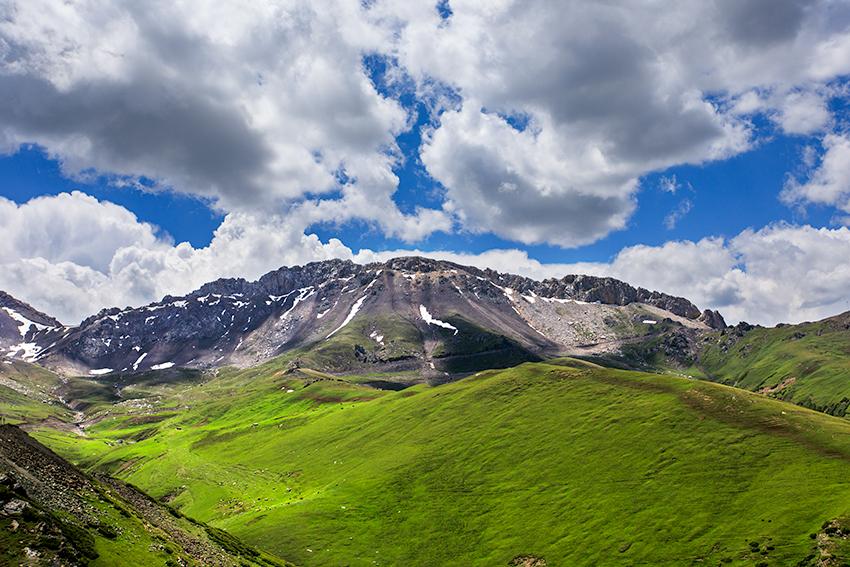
1, 0, 850, 326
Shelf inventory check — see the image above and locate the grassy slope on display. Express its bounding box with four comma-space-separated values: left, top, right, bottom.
699, 313, 850, 415
299, 315, 424, 372
0, 360, 73, 425
30, 359, 850, 566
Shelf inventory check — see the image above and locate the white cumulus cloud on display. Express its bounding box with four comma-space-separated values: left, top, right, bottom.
0, 192, 356, 323
384, 0, 850, 245
782, 133, 850, 212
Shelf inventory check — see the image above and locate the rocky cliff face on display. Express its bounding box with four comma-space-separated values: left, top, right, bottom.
2, 257, 720, 376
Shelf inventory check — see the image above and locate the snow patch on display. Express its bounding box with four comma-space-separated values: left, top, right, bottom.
642, 319, 658, 325
132, 352, 148, 371
317, 300, 339, 319
1, 307, 51, 337
326, 295, 367, 339
279, 287, 316, 320
364, 277, 380, 292
483, 280, 519, 302
7, 342, 41, 361
369, 330, 385, 346
151, 362, 175, 370
542, 297, 590, 306
419, 305, 458, 335
89, 368, 113, 375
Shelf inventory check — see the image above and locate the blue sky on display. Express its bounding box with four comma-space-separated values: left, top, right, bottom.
1, 1, 850, 326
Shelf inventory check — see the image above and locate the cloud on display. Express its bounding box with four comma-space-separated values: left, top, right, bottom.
776, 90, 831, 134
1, 0, 849, 250
782, 133, 850, 211
0, 0, 443, 240
0, 191, 160, 272
717, 0, 813, 47
0, 192, 356, 323
382, 0, 849, 245
659, 176, 681, 194
664, 199, 694, 230
420, 105, 637, 246
580, 223, 850, 326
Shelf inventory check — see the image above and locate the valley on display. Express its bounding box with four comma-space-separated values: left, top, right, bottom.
2, 259, 850, 565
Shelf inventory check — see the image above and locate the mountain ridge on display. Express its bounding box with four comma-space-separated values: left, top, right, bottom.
1, 257, 724, 377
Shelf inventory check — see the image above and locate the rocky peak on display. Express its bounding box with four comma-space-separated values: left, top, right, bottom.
193, 277, 253, 297
79, 306, 123, 328
474, 271, 702, 320
257, 259, 360, 294
698, 309, 727, 330
0, 291, 62, 328
376, 256, 468, 274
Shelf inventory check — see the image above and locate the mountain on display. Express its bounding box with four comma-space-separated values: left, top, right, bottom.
0, 291, 64, 363
2, 257, 724, 378
9, 256, 850, 424
0, 424, 292, 566
13, 358, 850, 566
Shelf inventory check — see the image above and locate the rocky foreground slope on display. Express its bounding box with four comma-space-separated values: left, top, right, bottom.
1, 257, 726, 377
0, 424, 291, 566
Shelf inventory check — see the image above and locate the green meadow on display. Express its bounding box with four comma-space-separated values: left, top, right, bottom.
27, 357, 850, 566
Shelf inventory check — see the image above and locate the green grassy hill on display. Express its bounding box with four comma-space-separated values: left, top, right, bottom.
24, 357, 850, 566
698, 312, 850, 416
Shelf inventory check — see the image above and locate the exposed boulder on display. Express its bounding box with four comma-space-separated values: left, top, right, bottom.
1, 497, 29, 516
698, 309, 727, 330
